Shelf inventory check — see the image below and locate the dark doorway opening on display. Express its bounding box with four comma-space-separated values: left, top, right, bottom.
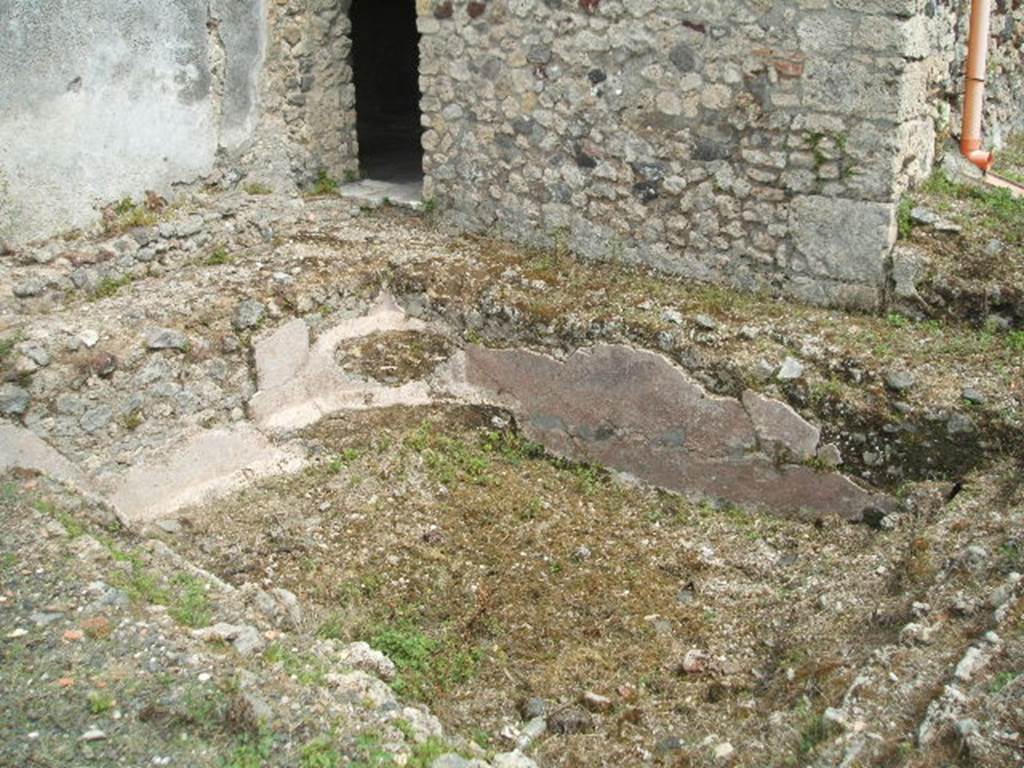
350, 0, 423, 183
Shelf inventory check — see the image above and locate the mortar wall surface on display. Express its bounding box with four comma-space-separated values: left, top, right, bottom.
2, 0, 1021, 311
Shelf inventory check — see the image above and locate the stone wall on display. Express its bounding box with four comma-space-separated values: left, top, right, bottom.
0, 1, 265, 242
243, 0, 360, 189
925, 0, 1024, 150
417, 0, 938, 310
0, 0, 359, 244
3, 0, 1020, 307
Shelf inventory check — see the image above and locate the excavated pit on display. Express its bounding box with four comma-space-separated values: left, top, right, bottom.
165, 405, 1023, 768
2, 194, 1021, 768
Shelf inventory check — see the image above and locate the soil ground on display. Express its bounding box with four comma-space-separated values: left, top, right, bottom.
169, 405, 1024, 768
2, 144, 1023, 768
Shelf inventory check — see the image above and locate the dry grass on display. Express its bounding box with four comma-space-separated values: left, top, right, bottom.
163, 405, 1024, 767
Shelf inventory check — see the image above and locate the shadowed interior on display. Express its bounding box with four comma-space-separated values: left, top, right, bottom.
351, 0, 423, 183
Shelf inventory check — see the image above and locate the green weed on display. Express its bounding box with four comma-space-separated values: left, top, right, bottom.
795, 705, 833, 756
32, 498, 87, 538
325, 448, 361, 474
205, 246, 232, 266
896, 197, 914, 240
183, 684, 227, 725
106, 198, 158, 232
300, 736, 341, 768
991, 671, 1020, 693
169, 574, 212, 628
90, 274, 133, 301
263, 643, 328, 686
406, 738, 451, 768
244, 182, 273, 196
367, 620, 480, 701
348, 733, 397, 768
221, 731, 275, 768
87, 690, 116, 714
0, 334, 20, 365
405, 423, 493, 486
308, 170, 339, 197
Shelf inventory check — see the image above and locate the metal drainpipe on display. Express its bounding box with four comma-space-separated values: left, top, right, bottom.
961, 0, 995, 172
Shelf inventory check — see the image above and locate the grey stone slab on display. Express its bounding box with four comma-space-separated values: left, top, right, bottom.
464, 344, 891, 522
742, 389, 820, 461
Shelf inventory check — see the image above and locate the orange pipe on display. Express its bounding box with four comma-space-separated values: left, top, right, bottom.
961, 0, 995, 172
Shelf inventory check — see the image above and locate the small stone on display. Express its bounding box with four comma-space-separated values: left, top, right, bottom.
13, 278, 45, 298
90, 352, 118, 378
80, 406, 113, 433
581, 691, 614, 713
520, 697, 548, 720
655, 736, 685, 754
752, 359, 775, 382
816, 443, 843, 468
157, 519, 182, 534
777, 357, 804, 381
233, 299, 266, 331
547, 706, 594, 735
0, 384, 31, 416
80, 728, 107, 741
713, 742, 735, 762
30, 611, 64, 626
961, 387, 986, 405
62, 629, 84, 642
492, 751, 539, 768
983, 239, 1005, 257
910, 207, 940, 226
176, 216, 204, 237
145, 327, 189, 352
693, 314, 718, 331
338, 641, 396, 681
884, 369, 915, 392
526, 45, 552, 65
20, 342, 50, 367
130, 227, 158, 247
231, 626, 265, 656
956, 718, 979, 738
79, 329, 100, 348
193, 623, 265, 656
680, 648, 710, 674
516, 716, 547, 750
946, 412, 975, 435
662, 308, 684, 325
432, 756, 489, 768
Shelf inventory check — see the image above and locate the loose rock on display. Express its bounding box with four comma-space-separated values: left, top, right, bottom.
233, 299, 266, 331
0, 384, 31, 417
777, 357, 804, 381
884, 369, 915, 393
145, 328, 189, 352
547, 706, 594, 735
13, 278, 45, 298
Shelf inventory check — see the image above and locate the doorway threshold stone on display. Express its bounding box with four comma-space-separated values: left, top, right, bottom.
338, 178, 423, 210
